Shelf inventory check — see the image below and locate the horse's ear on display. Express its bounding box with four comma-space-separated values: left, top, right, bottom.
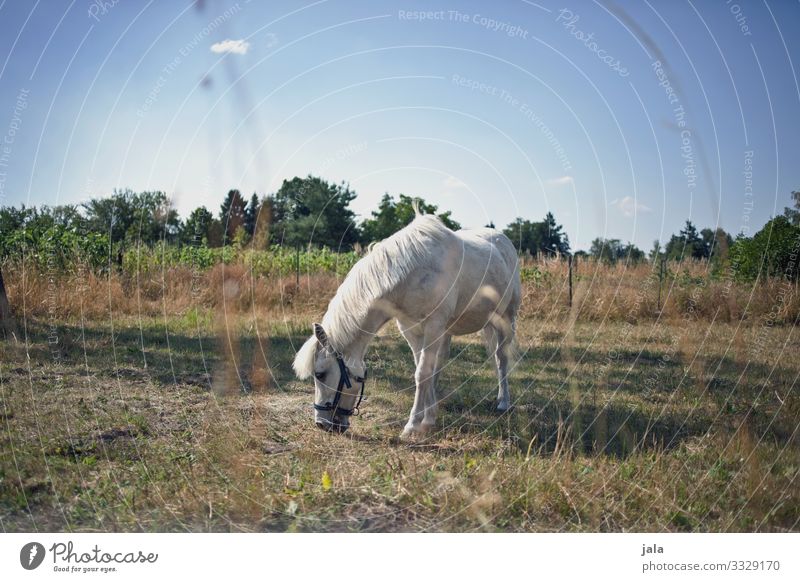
313, 323, 329, 348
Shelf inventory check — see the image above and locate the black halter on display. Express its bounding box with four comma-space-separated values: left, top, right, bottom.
313, 354, 367, 417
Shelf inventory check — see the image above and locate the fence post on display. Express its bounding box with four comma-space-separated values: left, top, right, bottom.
568, 254, 573, 308
0, 265, 14, 339
295, 245, 300, 288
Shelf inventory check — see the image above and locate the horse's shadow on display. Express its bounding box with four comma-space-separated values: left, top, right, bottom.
14, 318, 789, 459
447, 399, 709, 458
368, 337, 712, 458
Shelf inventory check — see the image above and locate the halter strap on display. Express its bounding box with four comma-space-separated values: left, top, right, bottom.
313, 354, 367, 417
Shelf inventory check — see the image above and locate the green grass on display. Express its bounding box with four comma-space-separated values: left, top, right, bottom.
1, 313, 798, 532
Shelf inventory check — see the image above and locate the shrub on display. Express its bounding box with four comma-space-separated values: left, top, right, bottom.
730, 216, 800, 282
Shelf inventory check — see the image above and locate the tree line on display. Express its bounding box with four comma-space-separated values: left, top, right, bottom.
586, 220, 734, 265
1, 176, 798, 282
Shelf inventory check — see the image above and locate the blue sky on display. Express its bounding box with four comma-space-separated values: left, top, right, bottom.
0, 0, 798, 251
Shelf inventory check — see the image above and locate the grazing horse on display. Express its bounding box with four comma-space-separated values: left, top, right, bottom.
293, 205, 521, 437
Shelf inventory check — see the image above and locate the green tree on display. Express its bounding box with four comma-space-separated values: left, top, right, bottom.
503, 212, 569, 257
219, 189, 247, 246
701, 227, 733, 261
664, 220, 705, 261
83, 189, 178, 245
623, 242, 646, 262
360, 193, 460, 243
269, 175, 360, 249
730, 215, 800, 281
181, 206, 215, 246
589, 238, 644, 264
360, 194, 397, 244
783, 190, 800, 225
541, 211, 570, 256
244, 192, 260, 237
573, 249, 589, 260
0, 203, 109, 270
37, 204, 85, 230
504, 218, 537, 256
0, 205, 34, 241
649, 239, 663, 263
0, 205, 36, 260
589, 238, 621, 263
82, 190, 135, 244
250, 196, 272, 250
131, 192, 179, 244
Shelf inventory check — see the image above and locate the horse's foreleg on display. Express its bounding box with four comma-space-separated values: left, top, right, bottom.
432, 334, 451, 397
402, 332, 445, 437
398, 322, 423, 369
424, 333, 450, 427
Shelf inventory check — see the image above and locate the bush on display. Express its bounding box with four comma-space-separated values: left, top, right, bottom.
119, 243, 360, 278
0, 224, 109, 272
730, 216, 800, 282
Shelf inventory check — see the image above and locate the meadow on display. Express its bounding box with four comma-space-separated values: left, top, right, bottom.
0, 259, 798, 532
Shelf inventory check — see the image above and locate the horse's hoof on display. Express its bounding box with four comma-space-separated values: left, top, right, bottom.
496, 401, 512, 413
400, 423, 434, 439
400, 426, 417, 439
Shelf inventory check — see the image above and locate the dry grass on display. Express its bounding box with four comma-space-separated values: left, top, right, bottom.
518, 258, 800, 324
3, 263, 341, 322
0, 262, 798, 532
3, 258, 799, 325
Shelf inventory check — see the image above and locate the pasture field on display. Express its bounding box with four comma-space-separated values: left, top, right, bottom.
0, 266, 798, 532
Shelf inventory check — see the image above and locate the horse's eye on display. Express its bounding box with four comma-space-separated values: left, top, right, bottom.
314, 372, 325, 381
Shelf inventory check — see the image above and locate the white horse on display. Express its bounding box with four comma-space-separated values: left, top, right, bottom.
293, 205, 521, 437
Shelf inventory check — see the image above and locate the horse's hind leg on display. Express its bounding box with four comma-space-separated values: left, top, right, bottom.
483, 317, 513, 411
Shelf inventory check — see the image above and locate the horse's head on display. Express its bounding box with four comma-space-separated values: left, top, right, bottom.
293, 323, 367, 434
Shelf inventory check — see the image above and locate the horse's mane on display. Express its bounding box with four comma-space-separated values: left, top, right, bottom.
293, 211, 453, 378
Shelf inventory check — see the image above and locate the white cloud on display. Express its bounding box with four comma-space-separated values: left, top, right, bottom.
442, 175, 467, 191
611, 195, 652, 217
210, 39, 250, 55
263, 33, 279, 49
546, 176, 574, 186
